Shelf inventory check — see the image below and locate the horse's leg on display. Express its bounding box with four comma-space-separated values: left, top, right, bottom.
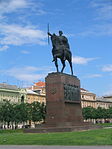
55, 58, 59, 72
61, 59, 66, 73
68, 60, 73, 75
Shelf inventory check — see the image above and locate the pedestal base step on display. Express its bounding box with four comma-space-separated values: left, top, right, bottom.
24, 125, 102, 133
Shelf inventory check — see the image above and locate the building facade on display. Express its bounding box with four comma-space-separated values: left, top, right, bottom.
27, 89, 46, 104
0, 83, 27, 103
81, 88, 112, 109
28, 81, 112, 109
27, 81, 46, 103
81, 88, 96, 108
96, 96, 112, 109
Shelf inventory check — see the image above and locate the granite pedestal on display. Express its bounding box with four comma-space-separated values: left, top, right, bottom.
45, 72, 83, 127
24, 73, 101, 133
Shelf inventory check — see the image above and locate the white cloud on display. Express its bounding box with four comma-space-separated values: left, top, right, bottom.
13, 73, 45, 82
102, 65, 112, 72
0, 15, 6, 20
0, 45, 9, 51
77, 23, 112, 37
21, 50, 30, 54
90, 0, 112, 20
0, 0, 29, 14
72, 56, 97, 64
76, 0, 112, 37
1, 66, 52, 83
84, 74, 102, 78
0, 24, 47, 46
0, 0, 46, 17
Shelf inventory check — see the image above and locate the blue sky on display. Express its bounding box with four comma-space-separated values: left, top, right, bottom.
0, 0, 112, 96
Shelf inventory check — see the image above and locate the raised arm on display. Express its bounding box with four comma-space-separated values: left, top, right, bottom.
48, 32, 52, 37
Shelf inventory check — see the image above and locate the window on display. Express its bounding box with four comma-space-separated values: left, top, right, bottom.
21, 95, 24, 103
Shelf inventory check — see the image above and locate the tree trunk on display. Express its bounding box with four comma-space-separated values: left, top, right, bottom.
7, 122, 10, 129
11, 122, 14, 130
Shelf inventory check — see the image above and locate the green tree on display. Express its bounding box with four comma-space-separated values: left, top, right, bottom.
31, 101, 46, 126
0, 100, 46, 129
82, 106, 96, 120
0, 102, 4, 128
82, 106, 112, 123
0, 100, 15, 129
95, 107, 107, 120
13, 103, 30, 128
39, 102, 46, 123
17, 102, 30, 128
107, 107, 112, 119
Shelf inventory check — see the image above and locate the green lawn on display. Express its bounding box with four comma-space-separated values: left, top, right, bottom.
0, 128, 112, 145
96, 123, 112, 127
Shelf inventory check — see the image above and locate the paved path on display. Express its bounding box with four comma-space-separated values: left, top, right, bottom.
0, 146, 111, 149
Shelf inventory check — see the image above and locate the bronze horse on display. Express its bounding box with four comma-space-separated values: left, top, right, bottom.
53, 48, 73, 75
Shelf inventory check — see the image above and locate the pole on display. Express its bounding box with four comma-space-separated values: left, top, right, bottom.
47, 23, 50, 45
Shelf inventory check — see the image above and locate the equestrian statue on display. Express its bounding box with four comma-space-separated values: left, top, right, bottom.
48, 29, 73, 75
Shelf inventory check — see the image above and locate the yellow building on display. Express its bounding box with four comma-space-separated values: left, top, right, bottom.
81, 88, 96, 108
27, 81, 46, 104
27, 89, 46, 104
81, 88, 112, 109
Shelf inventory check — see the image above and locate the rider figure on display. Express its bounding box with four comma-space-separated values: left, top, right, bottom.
58, 30, 70, 51
48, 30, 70, 62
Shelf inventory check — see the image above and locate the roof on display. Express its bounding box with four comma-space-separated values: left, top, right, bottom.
26, 89, 38, 95
80, 88, 88, 91
0, 83, 18, 90
34, 81, 45, 87
96, 97, 112, 102
103, 95, 112, 98
80, 88, 96, 96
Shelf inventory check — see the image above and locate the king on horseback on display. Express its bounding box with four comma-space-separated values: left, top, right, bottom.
48, 30, 73, 75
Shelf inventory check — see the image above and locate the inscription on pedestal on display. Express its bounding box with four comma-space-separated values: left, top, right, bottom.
64, 84, 80, 101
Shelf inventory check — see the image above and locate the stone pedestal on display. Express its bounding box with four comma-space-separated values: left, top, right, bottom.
24, 72, 102, 133
45, 72, 84, 127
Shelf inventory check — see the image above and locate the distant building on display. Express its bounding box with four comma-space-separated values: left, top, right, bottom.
26, 89, 45, 104
81, 88, 112, 109
29, 81, 45, 95
96, 95, 112, 109
27, 81, 112, 109
27, 81, 46, 103
0, 83, 27, 103
81, 88, 96, 108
